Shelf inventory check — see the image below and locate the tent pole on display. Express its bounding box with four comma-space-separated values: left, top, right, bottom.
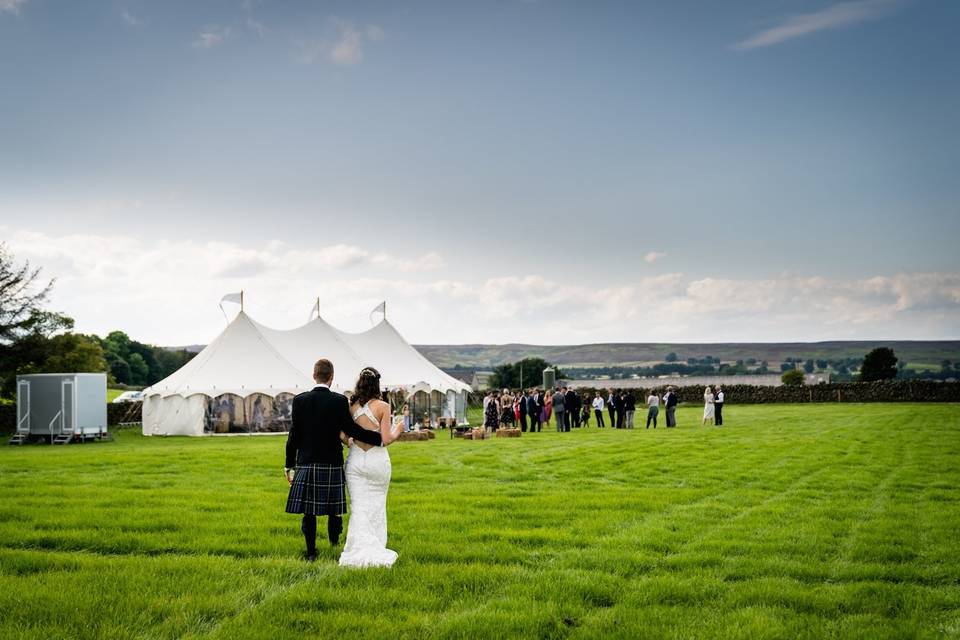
240, 290, 244, 312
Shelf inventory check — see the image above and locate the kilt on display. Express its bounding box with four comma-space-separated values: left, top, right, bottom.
285, 463, 347, 516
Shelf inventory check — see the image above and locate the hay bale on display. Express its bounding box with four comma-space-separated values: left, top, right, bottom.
496, 428, 521, 438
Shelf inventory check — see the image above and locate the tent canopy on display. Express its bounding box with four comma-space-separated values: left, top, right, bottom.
144, 311, 471, 400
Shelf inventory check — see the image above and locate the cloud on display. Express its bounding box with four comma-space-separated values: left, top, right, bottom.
297, 19, 385, 65
3, 226, 958, 345
0, 0, 27, 14
120, 7, 141, 27
732, 0, 900, 51
193, 25, 232, 49
644, 251, 667, 264
246, 16, 265, 38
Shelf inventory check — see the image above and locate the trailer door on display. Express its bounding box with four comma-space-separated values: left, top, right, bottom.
61, 378, 75, 435
16, 380, 30, 433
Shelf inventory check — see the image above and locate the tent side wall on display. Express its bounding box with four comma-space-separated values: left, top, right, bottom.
143, 394, 207, 436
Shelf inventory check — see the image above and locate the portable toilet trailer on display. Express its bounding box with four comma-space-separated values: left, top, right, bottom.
13, 373, 108, 445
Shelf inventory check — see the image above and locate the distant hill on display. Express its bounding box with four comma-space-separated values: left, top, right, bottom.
413, 341, 960, 369
162, 340, 960, 370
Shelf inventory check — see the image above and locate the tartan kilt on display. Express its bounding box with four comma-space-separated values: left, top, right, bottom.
285, 463, 347, 516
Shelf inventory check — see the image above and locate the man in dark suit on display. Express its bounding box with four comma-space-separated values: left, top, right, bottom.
552, 387, 566, 432
527, 389, 541, 433
565, 387, 581, 429
518, 389, 529, 432
664, 386, 678, 428
531, 389, 547, 432
284, 358, 383, 561
714, 385, 724, 426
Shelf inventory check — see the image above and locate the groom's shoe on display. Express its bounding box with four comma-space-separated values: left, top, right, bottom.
304, 550, 317, 562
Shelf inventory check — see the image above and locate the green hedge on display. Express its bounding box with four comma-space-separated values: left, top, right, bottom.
468, 381, 960, 407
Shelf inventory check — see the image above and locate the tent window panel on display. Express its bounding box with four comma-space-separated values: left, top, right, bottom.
206, 394, 248, 433
429, 391, 443, 425
411, 391, 430, 428
244, 394, 289, 433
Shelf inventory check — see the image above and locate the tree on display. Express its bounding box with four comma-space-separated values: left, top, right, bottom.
780, 362, 794, 372
127, 352, 150, 386
816, 359, 828, 370
781, 369, 805, 386
488, 358, 563, 390
860, 347, 898, 382
803, 359, 815, 374
0, 243, 58, 345
664, 352, 678, 363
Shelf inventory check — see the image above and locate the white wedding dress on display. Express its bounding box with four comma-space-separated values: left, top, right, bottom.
338, 403, 398, 568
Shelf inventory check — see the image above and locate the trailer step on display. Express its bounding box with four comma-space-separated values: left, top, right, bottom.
8, 433, 29, 445
52, 433, 74, 445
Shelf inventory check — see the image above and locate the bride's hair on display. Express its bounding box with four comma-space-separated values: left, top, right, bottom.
351, 367, 382, 407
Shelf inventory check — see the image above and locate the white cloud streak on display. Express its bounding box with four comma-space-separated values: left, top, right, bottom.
193, 25, 232, 49
0, 0, 27, 15
644, 251, 667, 264
120, 8, 141, 27
296, 19, 385, 65
733, 0, 901, 51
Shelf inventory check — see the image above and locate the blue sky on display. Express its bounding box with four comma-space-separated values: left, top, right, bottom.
1, 0, 958, 345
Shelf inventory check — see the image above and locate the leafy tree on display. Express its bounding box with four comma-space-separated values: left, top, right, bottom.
109, 356, 132, 385
0, 243, 58, 345
860, 347, 898, 382
127, 352, 150, 386
745, 358, 757, 366
803, 359, 815, 374
815, 359, 828, 370
488, 358, 563, 390
781, 369, 805, 386
664, 352, 678, 363
780, 362, 794, 372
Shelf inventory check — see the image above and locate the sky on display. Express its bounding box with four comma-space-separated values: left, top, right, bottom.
1, 0, 958, 346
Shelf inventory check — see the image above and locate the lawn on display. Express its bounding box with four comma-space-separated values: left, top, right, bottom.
1, 403, 958, 639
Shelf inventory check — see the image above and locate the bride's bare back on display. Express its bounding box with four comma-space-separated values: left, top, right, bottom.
349, 398, 396, 450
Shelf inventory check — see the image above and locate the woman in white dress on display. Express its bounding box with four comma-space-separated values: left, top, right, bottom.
702, 386, 715, 426
340, 367, 403, 568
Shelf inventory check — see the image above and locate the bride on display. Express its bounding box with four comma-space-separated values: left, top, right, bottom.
340, 367, 403, 568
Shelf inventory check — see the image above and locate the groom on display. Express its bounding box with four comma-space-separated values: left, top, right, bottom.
284, 358, 383, 561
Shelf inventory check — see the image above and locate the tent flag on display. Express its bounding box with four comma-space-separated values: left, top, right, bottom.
369, 300, 386, 325
307, 297, 320, 323
219, 291, 243, 322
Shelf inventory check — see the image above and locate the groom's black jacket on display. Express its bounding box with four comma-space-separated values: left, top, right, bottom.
285, 386, 382, 469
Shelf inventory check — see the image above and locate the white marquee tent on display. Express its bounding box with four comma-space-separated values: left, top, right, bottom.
143, 310, 470, 436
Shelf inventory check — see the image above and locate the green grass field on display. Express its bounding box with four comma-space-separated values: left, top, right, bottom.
1, 404, 959, 639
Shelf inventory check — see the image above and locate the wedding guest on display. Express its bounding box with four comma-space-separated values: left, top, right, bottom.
525, 389, 539, 433
402, 402, 412, 432
702, 386, 715, 426
607, 389, 616, 428
518, 388, 530, 432
664, 386, 678, 428
592, 391, 606, 427
715, 385, 724, 426
552, 387, 566, 432
624, 391, 636, 429
541, 389, 552, 426
645, 391, 659, 429
500, 390, 515, 428
484, 392, 500, 431
614, 391, 625, 428
565, 387, 579, 430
